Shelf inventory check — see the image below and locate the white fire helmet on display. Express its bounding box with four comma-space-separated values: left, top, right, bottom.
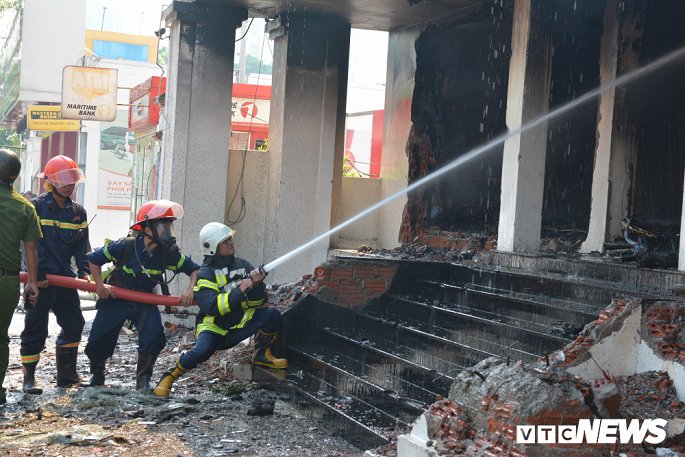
199, 222, 235, 256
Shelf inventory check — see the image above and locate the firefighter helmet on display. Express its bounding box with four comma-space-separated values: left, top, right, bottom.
0, 148, 21, 184
199, 222, 235, 256
130, 199, 184, 231
38, 155, 85, 189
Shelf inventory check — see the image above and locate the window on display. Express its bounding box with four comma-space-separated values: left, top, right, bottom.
93, 40, 148, 62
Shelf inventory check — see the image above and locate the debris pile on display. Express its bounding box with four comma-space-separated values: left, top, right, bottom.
396, 292, 685, 456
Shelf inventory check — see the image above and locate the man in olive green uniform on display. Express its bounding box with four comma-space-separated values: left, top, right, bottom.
0, 149, 41, 405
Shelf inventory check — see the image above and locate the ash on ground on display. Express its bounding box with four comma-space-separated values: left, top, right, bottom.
2, 309, 364, 457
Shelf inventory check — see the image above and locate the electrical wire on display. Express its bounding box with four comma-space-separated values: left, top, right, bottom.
225, 21, 269, 226
235, 18, 254, 42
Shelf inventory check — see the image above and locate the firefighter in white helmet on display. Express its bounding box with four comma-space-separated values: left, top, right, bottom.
154, 222, 287, 397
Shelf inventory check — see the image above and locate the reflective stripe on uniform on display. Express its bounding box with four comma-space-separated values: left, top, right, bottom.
21, 354, 40, 364
122, 265, 163, 277
168, 254, 186, 271
194, 279, 219, 292
215, 270, 227, 288
217, 292, 231, 316
196, 316, 229, 336
103, 244, 117, 262
39, 219, 88, 230
244, 297, 263, 309
231, 308, 255, 329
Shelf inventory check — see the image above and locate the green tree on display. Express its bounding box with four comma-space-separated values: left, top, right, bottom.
0, 127, 21, 151
157, 46, 168, 67
244, 54, 272, 75
0, 0, 20, 13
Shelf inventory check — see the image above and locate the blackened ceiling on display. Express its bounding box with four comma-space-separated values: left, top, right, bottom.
189, 0, 485, 31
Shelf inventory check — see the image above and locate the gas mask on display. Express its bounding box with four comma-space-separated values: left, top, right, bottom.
149, 220, 178, 251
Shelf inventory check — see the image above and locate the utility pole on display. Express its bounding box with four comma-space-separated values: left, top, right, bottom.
239, 22, 248, 83
100, 6, 107, 31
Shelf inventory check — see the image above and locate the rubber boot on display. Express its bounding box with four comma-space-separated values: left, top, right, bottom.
56, 345, 81, 387
82, 360, 106, 387
135, 353, 158, 390
153, 361, 187, 397
22, 363, 43, 395
252, 330, 288, 369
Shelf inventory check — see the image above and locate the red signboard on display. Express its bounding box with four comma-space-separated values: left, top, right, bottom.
129, 76, 166, 130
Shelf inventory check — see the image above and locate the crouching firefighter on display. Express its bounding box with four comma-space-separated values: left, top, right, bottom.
21, 155, 89, 393
85, 200, 199, 389
154, 222, 287, 398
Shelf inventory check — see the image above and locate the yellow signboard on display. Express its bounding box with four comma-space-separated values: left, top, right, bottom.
28, 106, 81, 131
62, 66, 118, 121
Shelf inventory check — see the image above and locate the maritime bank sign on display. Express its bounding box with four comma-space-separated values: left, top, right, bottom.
516, 419, 668, 445
62, 66, 118, 121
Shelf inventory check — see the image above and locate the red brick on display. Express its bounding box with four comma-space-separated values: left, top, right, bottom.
376, 266, 398, 278
339, 280, 363, 293
313, 266, 331, 280
316, 280, 340, 292
330, 268, 354, 280
349, 293, 367, 303
353, 266, 377, 280
363, 279, 387, 292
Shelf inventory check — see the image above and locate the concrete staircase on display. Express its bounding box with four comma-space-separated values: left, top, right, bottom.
277, 256, 677, 450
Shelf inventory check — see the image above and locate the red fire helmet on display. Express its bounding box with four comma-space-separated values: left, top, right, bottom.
38, 155, 85, 188
130, 199, 184, 231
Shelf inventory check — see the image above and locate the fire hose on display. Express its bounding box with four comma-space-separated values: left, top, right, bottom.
19, 272, 187, 307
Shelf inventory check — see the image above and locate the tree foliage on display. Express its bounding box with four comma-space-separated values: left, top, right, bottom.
0, 0, 20, 13
244, 54, 272, 75
157, 46, 168, 67
0, 127, 21, 151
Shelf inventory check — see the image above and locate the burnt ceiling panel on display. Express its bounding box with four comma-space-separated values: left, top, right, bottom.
189, 0, 485, 30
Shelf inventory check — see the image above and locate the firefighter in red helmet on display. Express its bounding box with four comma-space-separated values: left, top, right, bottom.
20, 155, 89, 394
84, 200, 200, 389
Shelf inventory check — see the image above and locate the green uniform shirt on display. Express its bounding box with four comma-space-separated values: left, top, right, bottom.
0, 184, 42, 271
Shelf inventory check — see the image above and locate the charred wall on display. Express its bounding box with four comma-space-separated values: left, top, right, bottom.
630, 0, 685, 234
402, 0, 685, 249
402, 0, 603, 242
542, 0, 604, 231
401, 3, 512, 242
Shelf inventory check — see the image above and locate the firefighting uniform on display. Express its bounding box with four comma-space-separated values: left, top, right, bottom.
178, 255, 282, 370
20, 192, 89, 365
0, 184, 41, 393
85, 235, 200, 363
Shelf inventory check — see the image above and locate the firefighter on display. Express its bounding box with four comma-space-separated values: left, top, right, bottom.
85, 199, 199, 389
0, 149, 41, 405
153, 222, 287, 398
20, 155, 89, 393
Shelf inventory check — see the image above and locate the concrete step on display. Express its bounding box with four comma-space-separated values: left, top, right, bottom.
416, 278, 597, 327
367, 295, 568, 361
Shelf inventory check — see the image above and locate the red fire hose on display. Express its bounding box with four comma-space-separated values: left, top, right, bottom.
19, 272, 186, 307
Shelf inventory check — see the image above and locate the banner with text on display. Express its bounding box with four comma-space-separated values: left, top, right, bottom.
97, 110, 133, 210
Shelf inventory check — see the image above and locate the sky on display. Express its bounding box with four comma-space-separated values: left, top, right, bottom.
86, 0, 168, 36
83, 0, 388, 89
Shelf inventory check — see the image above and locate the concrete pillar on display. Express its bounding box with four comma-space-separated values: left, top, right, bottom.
162, 2, 246, 291
581, 0, 643, 253
497, 0, 552, 253
265, 13, 350, 283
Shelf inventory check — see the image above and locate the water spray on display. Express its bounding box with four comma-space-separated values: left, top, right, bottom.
263, 45, 685, 275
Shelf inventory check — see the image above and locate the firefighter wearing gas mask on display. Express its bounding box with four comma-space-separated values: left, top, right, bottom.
153, 222, 287, 398
84, 200, 200, 389
20, 155, 89, 394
